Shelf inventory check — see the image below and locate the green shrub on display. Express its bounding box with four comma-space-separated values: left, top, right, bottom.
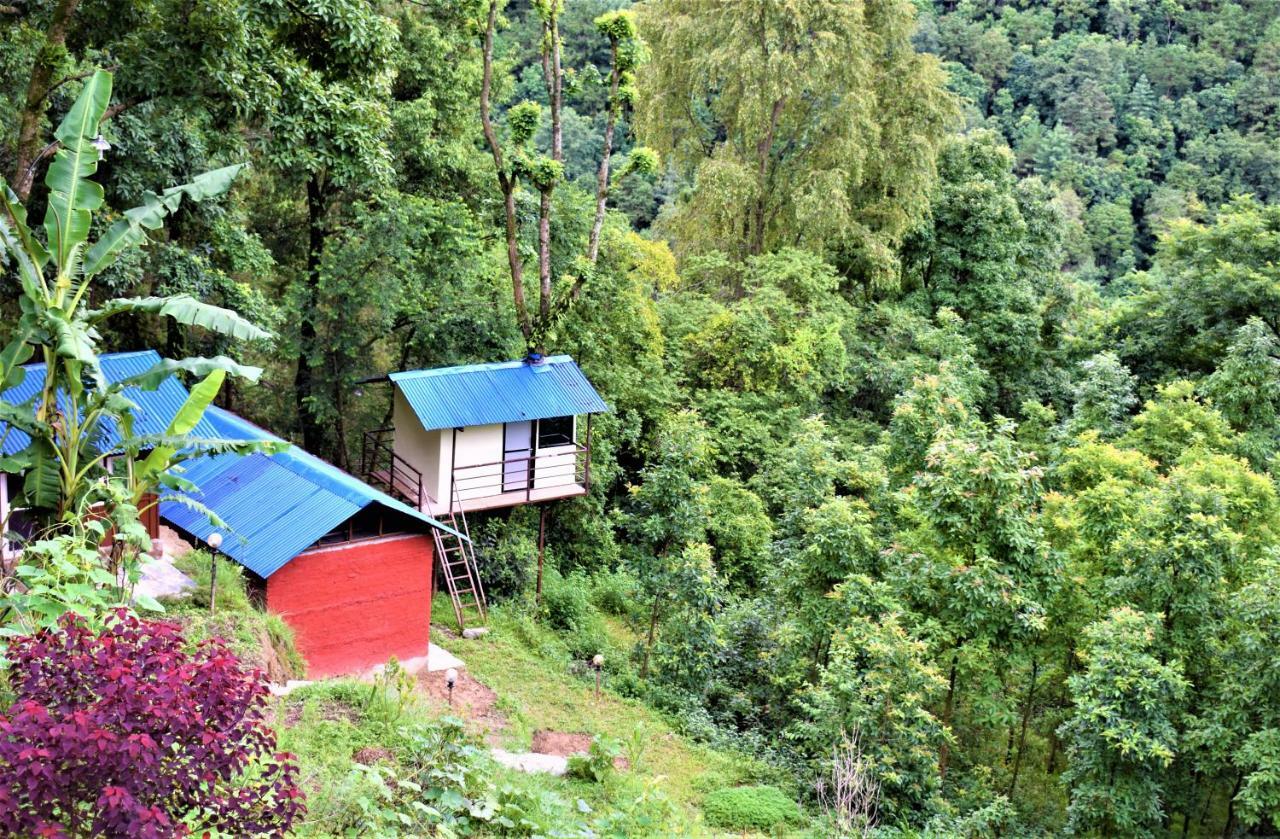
589, 568, 640, 617
540, 566, 593, 631
263, 613, 307, 678
702, 785, 802, 831
166, 552, 305, 681
176, 550, 252, 614
565, 621, 610, 662
505, 608, 573, 663
566, 735, 622, 783
473, 515, 536, 600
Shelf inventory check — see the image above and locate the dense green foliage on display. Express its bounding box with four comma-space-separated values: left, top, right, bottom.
4, 0, 1280, 834
701, 784, 802, 831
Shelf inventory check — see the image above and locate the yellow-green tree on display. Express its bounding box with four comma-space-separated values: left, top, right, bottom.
635, 0, 956, 285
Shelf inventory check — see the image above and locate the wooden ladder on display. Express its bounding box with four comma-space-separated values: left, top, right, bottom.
427, 484, 488, 632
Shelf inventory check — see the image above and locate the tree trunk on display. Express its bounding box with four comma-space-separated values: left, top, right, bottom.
1222, 773, 1243, 838
640, 593, 660, 680
537, 186, 552, 338
294, 174, 328, 457
587, 39, 622, 265
748, 97, 785, 256
1008, 658, 1038, 800
332, 364, 349, 471
535, 505, 547, 607
940, 650, 959, 779
544, 12, 563, 164
12, 0, 81, 201
531, 6, 562, 347
479, 0, 532, 345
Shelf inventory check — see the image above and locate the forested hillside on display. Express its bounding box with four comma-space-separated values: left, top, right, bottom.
922, 0, 1280, 281
3, 0, 1280, 835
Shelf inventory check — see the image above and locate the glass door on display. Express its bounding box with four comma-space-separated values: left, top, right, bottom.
502, 421, 533, 492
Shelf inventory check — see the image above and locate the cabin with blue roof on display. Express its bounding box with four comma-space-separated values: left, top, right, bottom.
1, 350, 457, 677
362, 355, 608, 516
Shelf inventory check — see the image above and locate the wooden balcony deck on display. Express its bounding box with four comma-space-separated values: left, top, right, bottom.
430, 482, 589, 515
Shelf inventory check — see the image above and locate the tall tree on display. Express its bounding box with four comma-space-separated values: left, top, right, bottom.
479, 0, 651, 353
635, 0, 956, 286
3, 0, 276, 202
1060, 608, 1187, 836
257, 0, 397, 462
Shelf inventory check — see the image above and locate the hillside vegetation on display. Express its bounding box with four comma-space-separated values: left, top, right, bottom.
3, 0, 1280, 835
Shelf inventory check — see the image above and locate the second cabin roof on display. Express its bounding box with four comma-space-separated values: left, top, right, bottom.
388, 356, 609, 432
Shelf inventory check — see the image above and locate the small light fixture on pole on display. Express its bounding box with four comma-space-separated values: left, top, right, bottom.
91, 135, 111, 161
591, 654, 604, 701
207, 532, 223, 614
445, 668, 458, 706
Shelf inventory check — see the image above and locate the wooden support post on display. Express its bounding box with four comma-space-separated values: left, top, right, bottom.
536, 505, 547, 607
584, 414, 592, 489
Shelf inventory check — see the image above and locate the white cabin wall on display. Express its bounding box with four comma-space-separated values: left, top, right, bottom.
451, 423, 505, 500
391, 389, 441, 503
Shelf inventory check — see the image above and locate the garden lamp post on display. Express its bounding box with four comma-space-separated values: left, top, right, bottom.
445, 668, 457, 706
207, 532, 223, 614
592, 654, 604, 701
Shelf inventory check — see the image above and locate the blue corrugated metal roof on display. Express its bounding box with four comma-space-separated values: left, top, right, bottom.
0, 350, 220, 455
160, 406, 459, 579
389, 355, 608, 432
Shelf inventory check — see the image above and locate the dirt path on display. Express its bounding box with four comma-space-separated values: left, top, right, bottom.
419, 668, 509, 745
416, 658, 628, 774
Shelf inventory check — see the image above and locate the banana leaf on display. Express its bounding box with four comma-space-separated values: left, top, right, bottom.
0, 332, 34, 391
0, 400, 47, 437
119, 355, 263, 391
45, 311, 100, 368
0, 181, 48, 301
42, 70, 111, 273
82, 163, 248, 277
153, 491, 230, 534
21, 438, 62, 510
87, 294, 271, 342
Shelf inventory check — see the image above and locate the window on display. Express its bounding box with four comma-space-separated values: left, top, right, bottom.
537, 416, 575, 448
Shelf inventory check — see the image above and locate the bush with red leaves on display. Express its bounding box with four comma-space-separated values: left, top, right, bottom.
0, 609, 303, 838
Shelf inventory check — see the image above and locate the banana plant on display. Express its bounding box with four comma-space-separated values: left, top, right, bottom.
0, 68, 273, 543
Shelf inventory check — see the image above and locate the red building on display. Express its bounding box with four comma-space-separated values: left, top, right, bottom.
161, 407, 460, 677
264, 534, 435, 677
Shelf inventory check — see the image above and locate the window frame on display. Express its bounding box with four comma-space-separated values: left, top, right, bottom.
536, 415, 576, 449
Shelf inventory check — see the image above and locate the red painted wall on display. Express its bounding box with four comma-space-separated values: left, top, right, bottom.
265, 533, 433, 678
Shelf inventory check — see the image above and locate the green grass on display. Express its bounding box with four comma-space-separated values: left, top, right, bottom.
160, 550, 305, 681
278, 678, 697, 836
176, 575, 809, 835
430, 597, 790, 831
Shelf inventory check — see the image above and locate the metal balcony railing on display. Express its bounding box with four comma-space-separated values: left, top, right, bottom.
360, 427, 423, 507
449, 443, 590, 510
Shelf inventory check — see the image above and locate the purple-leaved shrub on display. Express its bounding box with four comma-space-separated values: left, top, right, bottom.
0, 609, 303, 838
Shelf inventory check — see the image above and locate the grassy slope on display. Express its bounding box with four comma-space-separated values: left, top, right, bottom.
430, 598, 810, 836
168, 560, 808, 834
